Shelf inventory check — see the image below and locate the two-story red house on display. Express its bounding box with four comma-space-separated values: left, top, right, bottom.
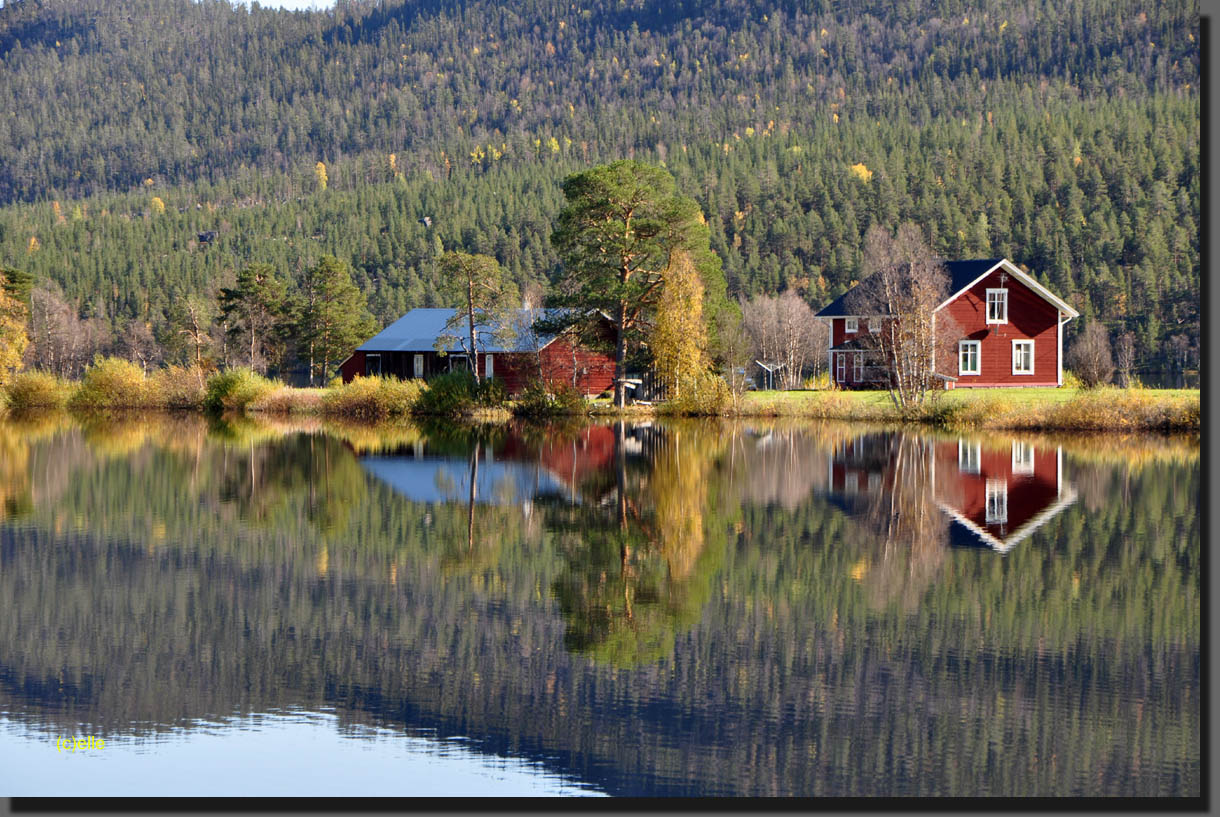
815, 258, 1080, 388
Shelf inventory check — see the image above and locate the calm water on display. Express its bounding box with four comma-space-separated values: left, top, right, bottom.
0, 413, 1200, 797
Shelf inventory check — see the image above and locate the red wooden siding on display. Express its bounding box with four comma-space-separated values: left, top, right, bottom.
938, 269, 1061, 387
339, 351, 366, 383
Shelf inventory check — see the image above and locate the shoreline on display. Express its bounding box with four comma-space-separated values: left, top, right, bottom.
0, 364, 1200, 433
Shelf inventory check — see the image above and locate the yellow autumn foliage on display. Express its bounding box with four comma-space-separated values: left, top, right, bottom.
849, 162, 873, 182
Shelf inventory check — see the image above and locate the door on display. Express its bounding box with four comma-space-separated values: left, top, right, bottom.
413, 354, 424, 379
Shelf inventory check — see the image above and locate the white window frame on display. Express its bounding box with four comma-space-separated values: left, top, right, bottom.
413, 353, 424, 378
1012, 441, 1035, 475
365, 353, 382, 376
836, 353, 846, 383
485, 353, 494, 378
985, 479, 1008, 524
958, 340, 981, 376
958, 440, 981, 474
844, 317, 858, 333
852, 353, 864, 382
867, 317, 881, 333
986, 289, 1008, 324
1012, 340, 1035, 375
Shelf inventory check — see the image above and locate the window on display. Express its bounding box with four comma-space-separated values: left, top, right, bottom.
852, 353, 864, 382
958, 440, 981, 474
845, 317, 858, 333
485, 353, 494, 378
985, 479, 1008, 525
958, 340, 981, 376
365, 354, 381, 376
987, 289, 1008, 323
1012, 441, 1035, 475
1012, 340, 1034, 375
413, 353, 424, 378
868, 317, 880, 333
836, 353, 846, 383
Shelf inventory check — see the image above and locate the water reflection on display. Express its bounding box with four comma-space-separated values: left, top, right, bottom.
0, 413, 1200, 797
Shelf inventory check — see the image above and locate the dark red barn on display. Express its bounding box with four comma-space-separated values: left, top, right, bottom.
816, 258, 1080, 388
338, 308, 616, 396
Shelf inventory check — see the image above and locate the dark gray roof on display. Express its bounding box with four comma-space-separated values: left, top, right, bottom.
815, 258, 1005, 318
357, 308, 567, 353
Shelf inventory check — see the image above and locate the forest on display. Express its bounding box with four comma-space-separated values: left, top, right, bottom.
0, 0, 1200, 381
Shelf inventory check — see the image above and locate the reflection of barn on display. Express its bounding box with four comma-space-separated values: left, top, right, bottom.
931, 438, 1077, 553
359, 425, 620, 507
822, 432, 1076, 553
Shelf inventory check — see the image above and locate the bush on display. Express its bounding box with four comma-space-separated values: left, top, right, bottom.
1067, 323, 1115, 387
69, 357, 152, 410
513, 380, 588, 417
148, 365, 210, 409
249, 386, 325, 414
1061, 370, 1084, 389
658, 373, 733, 416
412, 372, 507, 416
322, 375, 428, 419
203, 368, 275, 412
5, 370, 72, 410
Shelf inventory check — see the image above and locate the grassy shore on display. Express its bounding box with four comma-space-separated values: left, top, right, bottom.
0, 359, 1199, 432
729, 386, 1200, 431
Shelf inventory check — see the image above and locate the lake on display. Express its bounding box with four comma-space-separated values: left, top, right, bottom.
0, 413, 1200, 797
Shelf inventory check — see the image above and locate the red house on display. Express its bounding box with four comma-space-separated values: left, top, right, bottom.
816, 258, 1080, 388
338, 308, 616, 396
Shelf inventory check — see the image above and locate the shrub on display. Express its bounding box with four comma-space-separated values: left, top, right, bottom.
1061, 370, 1084, 390
322, 375, 427, 419
5, 370, 72, 410
69, 357, 152, 410
1067, 322, 1115, 388
413, 372, 507, 416
513, 380, 588, 418
148, 365, 210, 409
659, 373, 733, 416
203, 368, 275, 412
249, 386, 325, 414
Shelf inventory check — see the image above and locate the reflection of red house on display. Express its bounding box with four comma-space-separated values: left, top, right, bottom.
816, 258, 1080, 389
500, 424, 617, 498
931, 438, 1077, 552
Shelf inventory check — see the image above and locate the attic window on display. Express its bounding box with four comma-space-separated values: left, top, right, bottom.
868, 317, 880, 333
987, 289, 1008, 323
845, 317, 859, 333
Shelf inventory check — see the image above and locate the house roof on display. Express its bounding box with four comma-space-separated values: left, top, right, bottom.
814, 258, 1079, 319
357, 307, 567, 354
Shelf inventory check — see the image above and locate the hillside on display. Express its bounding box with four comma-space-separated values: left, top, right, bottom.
0, 0, 1200, 379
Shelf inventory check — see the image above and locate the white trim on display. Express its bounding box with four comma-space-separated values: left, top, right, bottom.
985, 479, 1009, 525
935, 259, 1080, 318
852, 352, 864, 381
986, 288, 1009, 324
1012, 441, 1035, 475
836, 352, 846, 383
413, 353, 424, 378
1012, 339, 1035, 375
845, 317, 859, 333
485, 353, 494, 378
935, 486, 1078, 554
958, 340, 981, 376
958, 440, 981, 474
1057, 311, 1066, 386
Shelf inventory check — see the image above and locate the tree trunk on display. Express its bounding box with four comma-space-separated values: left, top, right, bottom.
467, 275, 479, 382
614, 302, 627, 408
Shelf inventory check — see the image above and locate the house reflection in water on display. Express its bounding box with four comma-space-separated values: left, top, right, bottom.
358, 425, 620, 508
932, 437, 1077, 553
826, 432, 1076, 553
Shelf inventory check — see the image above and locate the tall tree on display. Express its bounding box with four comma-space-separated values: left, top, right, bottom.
436, 251, 518, 381
848, 223, 959, 409
218, 263, 288, 375
295, 255, 376, 386
550, 160, 723, 407
650, 250, 710, 401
